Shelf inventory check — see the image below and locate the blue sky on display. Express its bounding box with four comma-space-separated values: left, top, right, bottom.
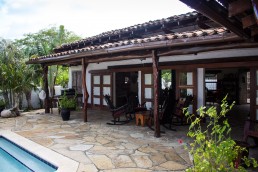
0, 0, 193, 40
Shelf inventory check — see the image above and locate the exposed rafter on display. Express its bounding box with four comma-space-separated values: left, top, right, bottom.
179, 0, 250, 39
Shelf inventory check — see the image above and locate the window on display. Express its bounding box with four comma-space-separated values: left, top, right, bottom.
205, 74, 217, 90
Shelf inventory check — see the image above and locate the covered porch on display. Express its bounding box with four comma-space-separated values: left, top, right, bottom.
26, 9, 258, 138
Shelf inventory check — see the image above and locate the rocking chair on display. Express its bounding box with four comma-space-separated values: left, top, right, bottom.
172, 95, 193, 126
104, 95, 130, 125
147, 96, 175, 133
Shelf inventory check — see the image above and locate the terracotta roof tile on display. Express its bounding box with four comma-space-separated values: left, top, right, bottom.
54, 11, 201, 52
30, 27, 230, 62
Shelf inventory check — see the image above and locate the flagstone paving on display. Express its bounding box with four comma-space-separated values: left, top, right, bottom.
0, 108, 193, 172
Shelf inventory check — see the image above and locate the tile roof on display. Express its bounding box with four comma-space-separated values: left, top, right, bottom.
29, 27, 230, 62
54, 11, 203, 52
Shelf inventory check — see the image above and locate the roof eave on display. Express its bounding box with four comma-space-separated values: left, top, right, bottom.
26, 33, 241, 65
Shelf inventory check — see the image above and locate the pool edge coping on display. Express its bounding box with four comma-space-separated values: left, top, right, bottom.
0, 130, 79, 172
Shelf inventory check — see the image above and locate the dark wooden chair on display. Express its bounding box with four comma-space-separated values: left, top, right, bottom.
126, 94, 147, 119
104, 95, 129, 125
172, 95, 193, 125
243, 119, 258, 147
147, 96, 175, 132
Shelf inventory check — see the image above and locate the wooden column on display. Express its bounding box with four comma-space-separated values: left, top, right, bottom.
82, 58, 89, 122
43, 65, 50, 113
152, 50, 160, 137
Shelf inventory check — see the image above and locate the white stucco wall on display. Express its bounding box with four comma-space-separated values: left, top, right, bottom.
69, 48, 258, 104
159, 48, 258, 62
0, 88, 42, 110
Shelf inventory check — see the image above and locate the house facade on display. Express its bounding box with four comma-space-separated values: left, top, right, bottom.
27, 4, 258, 137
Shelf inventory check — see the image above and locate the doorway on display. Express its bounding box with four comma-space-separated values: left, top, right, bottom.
115, 72, 139, 107
205, 68, 250, 105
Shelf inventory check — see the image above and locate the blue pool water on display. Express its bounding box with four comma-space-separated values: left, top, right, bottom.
0, 148, 32, 172
0, 136, 57, 172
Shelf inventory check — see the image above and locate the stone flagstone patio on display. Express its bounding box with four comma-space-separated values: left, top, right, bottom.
0, 109, 193, 172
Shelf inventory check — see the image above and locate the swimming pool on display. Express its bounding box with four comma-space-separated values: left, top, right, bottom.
0, 147, 32, 172
0, 130, 79, 172
0, 136, 57, 172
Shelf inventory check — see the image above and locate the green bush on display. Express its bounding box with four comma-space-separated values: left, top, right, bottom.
0, 99, 5, 107
185, 96, 257, 172
59, 93, 76, 109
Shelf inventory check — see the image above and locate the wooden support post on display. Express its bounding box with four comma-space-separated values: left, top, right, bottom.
82, 58, 89, 122
43, 65, 50, 113
152, 50, 160, 138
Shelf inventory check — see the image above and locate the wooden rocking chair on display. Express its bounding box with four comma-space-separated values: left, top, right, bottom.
147, 96, 175, 132
104, 95, 130, 125
172, 95, 193, 126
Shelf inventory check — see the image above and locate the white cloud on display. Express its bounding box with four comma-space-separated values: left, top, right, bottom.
0, 0, 193, 40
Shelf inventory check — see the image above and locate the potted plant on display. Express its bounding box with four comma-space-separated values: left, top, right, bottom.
59, 93, 76, 121
0, 99, 6, 114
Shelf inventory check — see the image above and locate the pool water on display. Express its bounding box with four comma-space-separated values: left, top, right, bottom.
0, 148, 32, 172
0, 136, 57, 172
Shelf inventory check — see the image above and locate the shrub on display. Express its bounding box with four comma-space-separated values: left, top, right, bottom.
0, 99, 5, 106
59, 93, 76, 109
185, 96, 257, 171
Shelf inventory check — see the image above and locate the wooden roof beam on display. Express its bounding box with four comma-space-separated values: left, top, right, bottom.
242, 15, 257, 28
228, 0, 252, 17
179, 0, 250, 39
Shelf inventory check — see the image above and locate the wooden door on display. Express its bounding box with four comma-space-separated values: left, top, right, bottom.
141, 71, 153, 110
91, 73, 112, 108
176, 69, 197, 114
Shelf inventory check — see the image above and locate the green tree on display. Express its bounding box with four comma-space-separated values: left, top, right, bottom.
0, 26, 80, 110
0, 38, 35, 108
17, 25, 81, 95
